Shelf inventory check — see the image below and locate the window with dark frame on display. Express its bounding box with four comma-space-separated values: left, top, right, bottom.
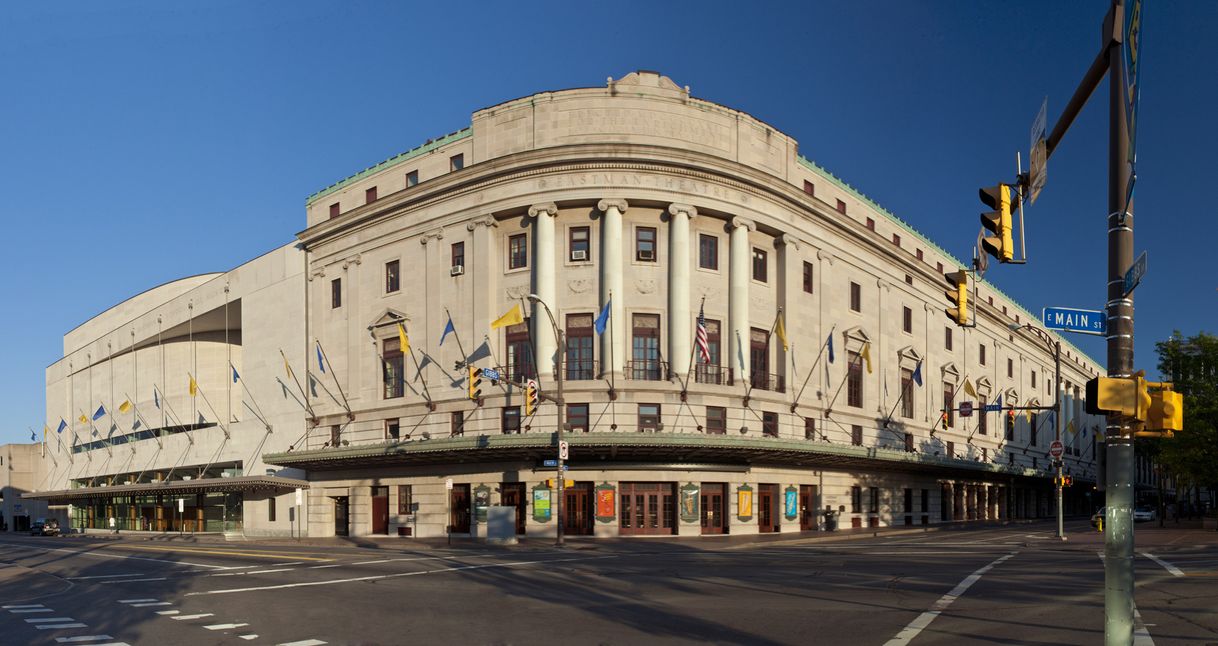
1030, 413, 1039, 446
565, 313, 595, 380
1008, 358, 1014, 378
762, 412, 779, 438
695, 319, 723, 385
903, 306, 912, 334
698, 233, 718, 270
869, 487, 879, 514
398, 485, 413, 515
706, 406, 726, 434
567, 404, 589, 433
803, 180, 815, 196
330, 425, 341, 446
802, 261, 814, 293
505, 321, 535, 382
329, 202, 340, 218
508, 233, 528, 270
749, 328, 771, 391
450, 411, 464, 437
892, 233, 901, 247
947, 441, 955, 458
905, 432, 914, 452
945, 327, 953, 351
365, 186, 377, 203
851, 486, 861, 513
752, 247, 767, 282
385, 260, 400, 293
978, 409, 988, 435
836, 199, 846, 214
851, 424, 863, 446
638, 404, 661, 431
269, 497, 276, 522
449, 153, 464, 171
569, 226, 591, 262
850, 281, 861, 312
847, 351, 863, 408
631, 314, 662, 380
451, 242, 465, 269
386, 419, 400, 440
921, 489, 929, 513
900, 368, 915, 418
331, 278, 342, 309
382, 337, 404, 399
979, 343, 987, 366
636, 227, 657, 262
805, 416, 816, 440
943, 381, 955, 428
1032, 371, 1038, 388
916, 249, 924, 261
406, 170, 419, 187
502, 407, 521, 434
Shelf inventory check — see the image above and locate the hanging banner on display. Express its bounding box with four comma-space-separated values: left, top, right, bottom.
680, 483, 700, 523
532, 484, 552, 522
784, 485, 799, 521
595, 483, 616, 523
736, 484, 754, 522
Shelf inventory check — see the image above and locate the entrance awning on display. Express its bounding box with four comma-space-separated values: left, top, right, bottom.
22, 475, 310, 504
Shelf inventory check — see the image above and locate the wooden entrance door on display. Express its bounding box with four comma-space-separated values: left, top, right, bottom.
758, 484, 779, 533
371, 486, 389, 535
701, 483, 727, 535
450, 484, 471, 534
619, 482, 676, 536
563, 482, 593, 535
501, 483, 527, 535
334, 497, 349, 537
800, 485, 817, 530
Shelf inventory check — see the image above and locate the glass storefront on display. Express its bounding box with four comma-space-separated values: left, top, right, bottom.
70, 491, 244, 533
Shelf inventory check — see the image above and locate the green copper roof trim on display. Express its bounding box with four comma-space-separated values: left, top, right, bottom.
305, 128, 472, 206
796, 155, 1102, 372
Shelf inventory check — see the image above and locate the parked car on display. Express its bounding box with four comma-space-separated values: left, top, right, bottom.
30, 518, 60, 536
1090, 507, 1106, 528
1134, 506, 1158, 522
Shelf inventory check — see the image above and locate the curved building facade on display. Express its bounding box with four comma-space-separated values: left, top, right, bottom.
268, 72, 1109, 539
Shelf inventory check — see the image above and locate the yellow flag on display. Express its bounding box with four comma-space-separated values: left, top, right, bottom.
775, 314, 789, 352
963, 378, 977, 397
79, 414, 87, 424
860, 342, 873, 374
189, 377, 198, 397
397, 322, 410, 354
283, 353, 293, 379
491, 304, 524, 329
118, 400, 131, 414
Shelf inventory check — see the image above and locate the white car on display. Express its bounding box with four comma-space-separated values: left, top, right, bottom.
1133, 506, 1157, 522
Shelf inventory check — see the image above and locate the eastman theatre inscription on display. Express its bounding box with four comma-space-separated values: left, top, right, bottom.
537, 172, 750, 206
560, 108, 733, 154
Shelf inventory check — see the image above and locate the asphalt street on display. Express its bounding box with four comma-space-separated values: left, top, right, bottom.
0, 521, 1214, 645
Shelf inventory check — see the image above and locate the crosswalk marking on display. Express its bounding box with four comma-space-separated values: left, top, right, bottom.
204, 623, 250, 630
101, 578, 167, 584
277, 640, 327, 646
68, 573, 145, 580
3, 604, 45, 608
37, 623, 89, 630
27, 618, 76, 623
11, 608, 55, 613
117, 599, 157, 604
55, 637, 113, 643
239, 635, 259, 641
130, 602, 172, 607
156, 610, 180, 615
246, 569, 293, 575
172, 613, 215, 621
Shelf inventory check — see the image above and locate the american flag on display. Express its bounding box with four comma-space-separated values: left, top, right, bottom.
695, 304, 711, 364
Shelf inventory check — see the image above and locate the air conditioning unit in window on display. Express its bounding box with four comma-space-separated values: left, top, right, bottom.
450, 265, 464, 276
571, 250, 588, 261
638, 249, 655, 261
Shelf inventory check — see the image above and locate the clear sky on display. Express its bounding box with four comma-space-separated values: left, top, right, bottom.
1, 1, 1212, 445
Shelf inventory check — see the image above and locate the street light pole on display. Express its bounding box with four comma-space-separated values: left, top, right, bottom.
529, 294, 566, 547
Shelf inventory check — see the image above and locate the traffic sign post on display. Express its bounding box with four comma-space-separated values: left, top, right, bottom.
958, 402, 974, 417
1050, 440, 1065, 459
1043, 306, 1107, 336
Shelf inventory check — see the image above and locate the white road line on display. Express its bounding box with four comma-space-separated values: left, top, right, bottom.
277, 640, 327, 646
131, 602, 173, 607
212, 565, 261, 571
276, 561, 305, 566
3, 604, 45, 608
27, 617, 77, 623
172, 613, 215, 621
239, 635, 259, 641
246, 568, 294, 574
117, 598, 158, 604
0, 541, 229, 570
101, 578, 166, 584
68, 574, 146, 581
1139, 552, 1185, 577
37, 624, 89, 630
12, 608, 55, 613
55, 636, 114, 643
1134, 606, 1156, 646
884, 552, 1017, 646
189, 555, 616, 596
352, 559, 393, 565
204, 623, 250, 630
307, 564, 341, 569
156, 610, 180, 615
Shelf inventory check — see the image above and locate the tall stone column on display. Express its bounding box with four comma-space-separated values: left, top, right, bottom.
667, 203, 697, 379
729, 216, 755, 385
466, 216, 498, 352
529, 203, 558, 381
775, 234, 799, 391
598, 199, 628, 378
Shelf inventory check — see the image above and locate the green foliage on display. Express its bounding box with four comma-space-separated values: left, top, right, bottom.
1154, 332, 1218, 490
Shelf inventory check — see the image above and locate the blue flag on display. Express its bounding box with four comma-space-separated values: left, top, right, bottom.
316, 343, 325, 373
92, 405, 106, 421
912, 361, 923, 387
56, 419, 67, 434
30, 430, 36, 441
594, 299, 611, 335
827, 333, 835, 364
232, 366, 240, 383
996, 393, 1003, 409
440, 316, 456, 346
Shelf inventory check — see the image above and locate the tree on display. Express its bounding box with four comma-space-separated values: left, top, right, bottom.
1154, 332, 1218, 507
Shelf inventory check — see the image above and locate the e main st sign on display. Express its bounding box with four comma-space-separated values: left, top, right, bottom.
1042, 307, 1107, 336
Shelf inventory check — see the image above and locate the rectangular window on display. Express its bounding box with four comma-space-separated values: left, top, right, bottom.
892, 233, 901, 247
1009, 452, 1015, 465
749, 327, 771, 391
269, 497, 276, 522
406, 170, 419, 187
569, 226, 591, 262
947, 441, 955, 458
706, 406, 726, 435
900, 368, 914, 418
450, 411, 464, 437
847, 351, 863, 408
978, 408, 987, 435
636, 227, 657, 262
982, 448, 987, 462
1030, 414, 1039, 446
836, 199, 846, 214
850, 281, 862, 312
398, 485, 413, 515
1031, 371, 1038, 388
803, 180, 815, 196
451, 242, 465, 269
508, 233, 528, 270
903, 306, 912, 334
502, 407, 521, 434
1008, 358, 1014, 378
945, 327, 953, 351
851, 486, 862, 513
638, 404, 661, 431
331, 278, 342, 309
329, 202, 340, 218
694, 318, 723, 385
382, 338, 404, 399
943, 381, 955, 428
921, 489, 929, 513
805, 416, 816, 440
385, 260, 400, 293
365, 186, 378, 203
762, 412, 778, 438
565, 313, 595, 380
449, 153, 464, 171
752, 248, 767, 282
802, 261, 814, 293
865, 217, 874, 230
567, 404, 589, 433
905, 432, 914, 452
851, 424, 863, 446
631, 313, 662, 380
979, 343, 987, 366
386, 419, 400, 440
869, 487, 879, 514
505, 321, 535, 382
698, 233, 718, 270
330, 425, 341, 446
916, 249, 924, 261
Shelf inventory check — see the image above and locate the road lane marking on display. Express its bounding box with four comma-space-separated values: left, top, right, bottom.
172, 613, 215, 620
131, 602, 172, 607
277, 640, 327, 646
68, 574, 147, 581
276, 561, 305, 566
113, 545, 333, 562
246, 569, 294, 574
11, 608, 55, 613
100, 578, 166, 584
307, 564, 341, 569
55, 636, 114, 643
0, 541, 230, 570
884, 552, 1017, 646
240, 635, 259, 641
1133, 606, 1156, 646
1139, 552, 1184, 577
352, 559, 393, 565
188, 555, 617, 596
37, 623, 88, 630
156, 610, 180, 615
205, 623, 250, 630
4, 604, 46, 608
27, 617, 77, 623
117, 599, 157, 603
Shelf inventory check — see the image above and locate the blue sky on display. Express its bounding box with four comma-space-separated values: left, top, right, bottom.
1, 1, 1212, 445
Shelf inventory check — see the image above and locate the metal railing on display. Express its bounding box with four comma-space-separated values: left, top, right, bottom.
565, 359, 598, 381
694, 364, 733, 386
749, 371, 786, 393
625, 359, 668, 381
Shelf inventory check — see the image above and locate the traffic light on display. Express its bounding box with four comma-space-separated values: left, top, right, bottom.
467, 366, 482, 400
1064, 475, 1073, 487
980, 184, 1015, 263
1085, 375, 1152, 420
524, 379, 539, 416
1145, 385, 1184, 433
944, 270, 969, 326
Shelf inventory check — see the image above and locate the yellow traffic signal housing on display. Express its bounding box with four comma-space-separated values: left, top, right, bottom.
467, 366, 483, 400
524, 379, 539, 416
980, 184, 1015, 262
1146, 385, 1183, 432
944, 270, 969, 326
1085, 374, 1160, 422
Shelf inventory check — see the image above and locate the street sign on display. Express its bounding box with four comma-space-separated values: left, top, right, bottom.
1029, 97, 1048, 204
481, 368, 500, 381
295, 488, 303, 506
1042, 306, 1107, 336
559, 440, 569, 461
1123, 251, 1147, 297
543, 459, 557, 467
445, 478, 454, 490
959, 402, 974, 417
178, 498, 185, 513
1049, 440, 1064, 459
984, 404, 1002, 413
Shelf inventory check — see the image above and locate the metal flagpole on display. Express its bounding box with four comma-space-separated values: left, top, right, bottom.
189, 302, 195, 428
792, 324, 837, 412
315, 340, 352, 413
225, 283, 231, 427
607, 291, 616, 430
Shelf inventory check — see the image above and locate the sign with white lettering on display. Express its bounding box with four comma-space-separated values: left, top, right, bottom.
1029, 97, 1048, 204
1042, 307, 1106, 336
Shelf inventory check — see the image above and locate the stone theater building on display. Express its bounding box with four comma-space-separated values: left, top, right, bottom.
25, 72, 1136, 539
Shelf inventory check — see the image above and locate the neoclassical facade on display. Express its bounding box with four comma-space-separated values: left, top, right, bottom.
266, 72, 1111, 539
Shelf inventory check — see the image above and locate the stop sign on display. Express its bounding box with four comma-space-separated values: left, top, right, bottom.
1049, 440, 1064, 458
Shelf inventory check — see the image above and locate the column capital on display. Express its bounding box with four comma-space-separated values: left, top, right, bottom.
667, 203, 698, 219
528, 203, 558, 218
597, 198, 629, 213
776, 233, 801, 250
730, 216, 756, 232
466, 215, 498, 231
419, 229, 444, 245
